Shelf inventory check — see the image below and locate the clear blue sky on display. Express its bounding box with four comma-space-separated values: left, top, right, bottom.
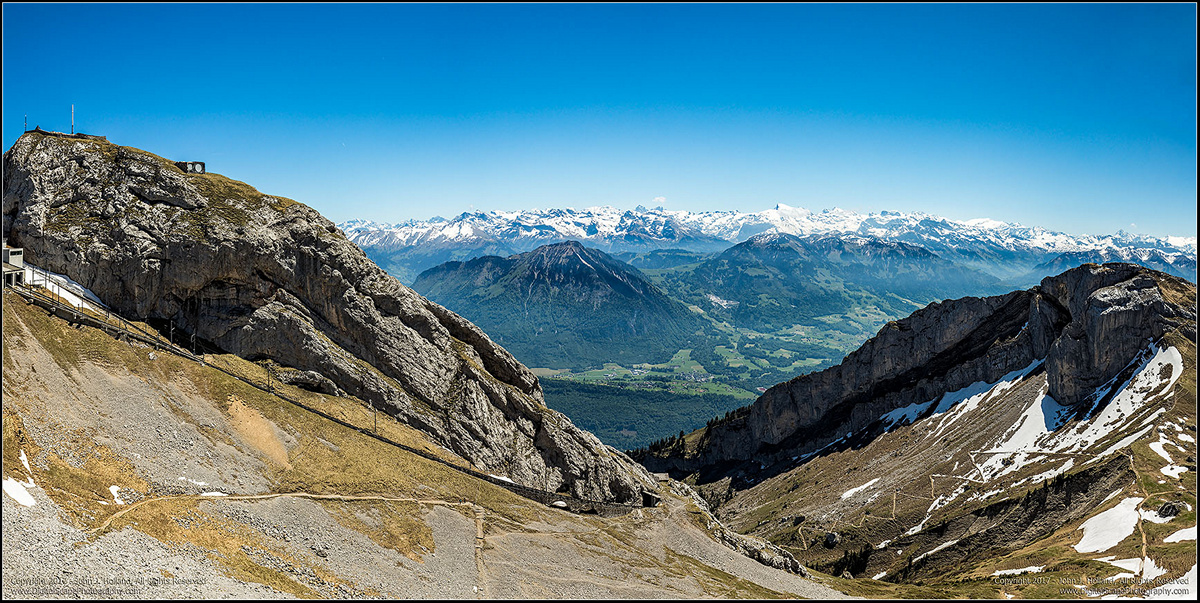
3, 3, 1196, 238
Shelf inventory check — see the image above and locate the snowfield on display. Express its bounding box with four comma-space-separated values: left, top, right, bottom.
1164, 526, 1196, 543
1075, 498, 1143, 553
2, 477, 37, 507
339, 205, 1197, 265
840, 478, 880, 500
978, 345, 1183, 483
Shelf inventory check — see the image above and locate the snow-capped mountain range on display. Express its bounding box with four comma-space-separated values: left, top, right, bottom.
338, 205, 1197, 284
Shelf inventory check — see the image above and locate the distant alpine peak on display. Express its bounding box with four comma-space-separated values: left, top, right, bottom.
338, 204, 1195, 264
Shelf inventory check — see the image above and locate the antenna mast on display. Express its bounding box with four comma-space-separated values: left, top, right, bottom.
71, 104, 74, 134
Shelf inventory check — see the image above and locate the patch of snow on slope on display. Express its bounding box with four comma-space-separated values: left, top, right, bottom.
1075, 498, 1143, 553
109, 485, 125, 505
1096, 556, 1141, 581
19, 450, 32, 475
1012, 459, 1074, 488
984, 346, 1182, 480
928, 361, 1042, 441
1138, 408, 1166, 427
880, 399, 933, 429
1164, 526, 1196, 543
23, 264, 107, 311
2, 478, 36, 507
915, 539, 959, 561
1142, 558, 1168, 581
1160, 465, 1188, 479
841, 478, 880, 500
993, 566, 1045, 576
1140, 508, 1176, 524
1089, 426, 1154, 464
3, 453, 38, 507
881, 361, 1039, 439
1143, 564, 1196, 600
1149, 437, 1175, 464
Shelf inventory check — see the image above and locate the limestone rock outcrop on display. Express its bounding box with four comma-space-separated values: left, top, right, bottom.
2, 131, 656, 503
642, 261, 1195, 473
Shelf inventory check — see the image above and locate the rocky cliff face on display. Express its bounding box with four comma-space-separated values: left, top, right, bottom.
2, 131, 655, 503
643, 261, 1196, 473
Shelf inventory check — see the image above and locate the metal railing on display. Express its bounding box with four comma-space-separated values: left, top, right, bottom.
3, 282, 642, 514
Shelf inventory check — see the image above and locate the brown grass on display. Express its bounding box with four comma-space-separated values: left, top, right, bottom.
319, 499, 435, 563
225, 395, 292, 469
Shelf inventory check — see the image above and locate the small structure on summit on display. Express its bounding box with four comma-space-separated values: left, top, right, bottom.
175, 161, 205, 174
3, 243, 25, 287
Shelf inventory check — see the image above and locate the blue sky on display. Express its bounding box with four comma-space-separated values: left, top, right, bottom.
3, 3, 1196, 238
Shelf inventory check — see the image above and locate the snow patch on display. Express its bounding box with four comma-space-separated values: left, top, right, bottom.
178, 476, 208, 486
1140, 508, 1176, 524
1160, 465, 1188, 479
1142, 558, 1167, 581
489, 474, 515, 484
1163, 526, 1196, 543
1149, 437, 1175, 464
200, 492, 228, 497
24, 264, 107, 311
1143, 564, 1197, 599
2, 478, 36, 507
993, 566, 1045, 576
1075, 498, 1142, 553
915, 539, 958, 561
987, 346, 1183, 480
841, 478, 880, 500
1097, 556, 1142, 573
109, 485, 125, 505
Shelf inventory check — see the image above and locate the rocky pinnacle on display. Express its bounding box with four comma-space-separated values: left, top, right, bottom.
2, 131, 656, 503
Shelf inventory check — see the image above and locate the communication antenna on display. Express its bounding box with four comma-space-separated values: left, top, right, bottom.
71, 104, 74, 134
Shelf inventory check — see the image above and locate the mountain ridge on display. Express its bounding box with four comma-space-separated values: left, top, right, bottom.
412, 240, 706, 369
638, 262, 1196, 476
339, 205, 1197, 284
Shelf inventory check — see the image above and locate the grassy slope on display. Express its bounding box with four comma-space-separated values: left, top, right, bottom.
2, 290, 823, 598
712, 329, 1197, 598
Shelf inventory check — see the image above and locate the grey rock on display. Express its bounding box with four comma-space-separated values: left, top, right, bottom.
825, 532, 840, 547
274, 368, 343, 396
2, 131, 656, 504
1158, 501, 1181, 518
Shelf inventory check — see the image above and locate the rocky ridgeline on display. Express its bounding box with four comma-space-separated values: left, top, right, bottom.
2, 131, 656, 503
644, 262, 1196, 472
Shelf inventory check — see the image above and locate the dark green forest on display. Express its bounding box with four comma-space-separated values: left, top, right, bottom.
541, 379, 748, 451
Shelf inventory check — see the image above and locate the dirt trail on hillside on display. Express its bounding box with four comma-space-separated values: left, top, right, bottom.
89, 491, 475, 535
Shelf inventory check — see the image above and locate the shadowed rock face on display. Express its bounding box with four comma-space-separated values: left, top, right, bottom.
642, 261, 1196, 473
2, 131, 655, 503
